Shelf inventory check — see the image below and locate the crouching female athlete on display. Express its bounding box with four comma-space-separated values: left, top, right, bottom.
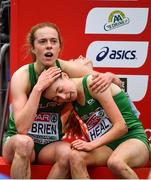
44, 71, 150, 179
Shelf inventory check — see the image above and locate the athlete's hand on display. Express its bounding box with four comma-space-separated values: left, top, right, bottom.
35, 67, 61, 92
89, 72, 114, 93
71, 139, 94, 151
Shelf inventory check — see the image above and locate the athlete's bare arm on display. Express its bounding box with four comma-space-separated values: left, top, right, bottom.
11, 66, 61, 134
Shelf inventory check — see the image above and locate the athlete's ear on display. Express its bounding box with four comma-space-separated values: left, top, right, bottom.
62, 72, 69, 79
31, 46, 36, 54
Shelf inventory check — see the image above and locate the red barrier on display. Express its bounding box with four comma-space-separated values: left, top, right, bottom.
0, 157, 150, 179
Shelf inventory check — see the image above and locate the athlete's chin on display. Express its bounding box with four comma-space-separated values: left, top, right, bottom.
43, 59, 56, 67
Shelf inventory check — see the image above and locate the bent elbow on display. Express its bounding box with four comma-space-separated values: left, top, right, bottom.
16, 125, 29, 135
18, 129, 28, 135
17, 129, 28, 135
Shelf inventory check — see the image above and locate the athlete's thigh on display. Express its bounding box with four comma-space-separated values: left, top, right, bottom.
109, 139, 149, 167
79, 145, 113, 166
37, 141, 71, 164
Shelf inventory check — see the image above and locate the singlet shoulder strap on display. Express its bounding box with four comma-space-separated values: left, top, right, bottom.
55, 59, 61, 69
82, 75, 92, 100
29, 63, 37, 89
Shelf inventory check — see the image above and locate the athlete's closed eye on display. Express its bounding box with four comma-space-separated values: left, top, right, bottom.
57, 86, 63, 93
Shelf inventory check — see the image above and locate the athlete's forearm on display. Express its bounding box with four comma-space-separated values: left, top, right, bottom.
14, 86, 42, 134
91, 122, 128, 150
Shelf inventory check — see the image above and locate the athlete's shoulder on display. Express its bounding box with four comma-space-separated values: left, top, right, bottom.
110, 83, 122, 96
12, 64, 29, 77
11, 64, 30, 84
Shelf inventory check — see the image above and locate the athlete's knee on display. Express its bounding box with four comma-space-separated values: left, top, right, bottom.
57, 143, 71, 168
107, 156, 125, 173
69, 150, 84, 168
15, 135, 34, 157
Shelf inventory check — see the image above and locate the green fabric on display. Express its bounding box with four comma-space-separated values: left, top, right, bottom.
55, 59, 61, 68
29, 63, 37, 89
4, 111, 17, 138
113, 91, 143, 129
107, 128, 150, 151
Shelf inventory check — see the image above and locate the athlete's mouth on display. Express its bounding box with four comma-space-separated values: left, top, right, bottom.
44, 52, 53, 57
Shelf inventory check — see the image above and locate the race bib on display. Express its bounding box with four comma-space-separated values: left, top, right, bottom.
28, 112, 59, 144
86, 112, 113, 141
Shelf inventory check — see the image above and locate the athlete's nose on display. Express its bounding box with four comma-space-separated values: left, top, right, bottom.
46, 40, 52, 49
59, 93, 67, 100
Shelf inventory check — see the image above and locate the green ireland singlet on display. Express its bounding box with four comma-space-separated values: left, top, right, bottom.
27, 63, 64, 145
5, 60, 64, 146
73, 75, 150, 151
